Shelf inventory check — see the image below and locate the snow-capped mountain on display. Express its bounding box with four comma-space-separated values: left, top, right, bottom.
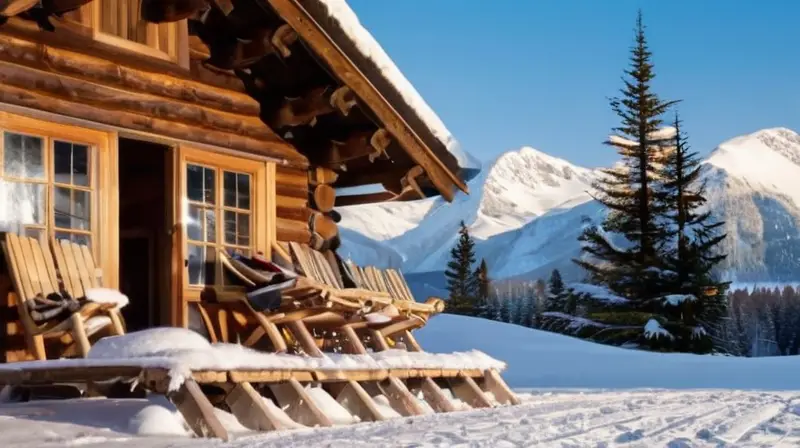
338, 127, 800, 287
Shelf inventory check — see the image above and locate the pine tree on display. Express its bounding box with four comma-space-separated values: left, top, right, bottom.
444, 221, 477, 315
546, 269, 568, 312
473, 258, 491, 312
533, 279, 547, 328
656, 112, 729, 353
574, 10, 678, 304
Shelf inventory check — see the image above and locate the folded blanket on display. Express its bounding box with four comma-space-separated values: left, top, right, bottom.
26, 292, 85, 324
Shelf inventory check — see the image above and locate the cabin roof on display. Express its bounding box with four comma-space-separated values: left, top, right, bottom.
262, 0, 479, 202
305, 0, 480, 173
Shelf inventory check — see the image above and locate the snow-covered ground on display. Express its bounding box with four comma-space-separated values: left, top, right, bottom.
3, 315, 800, 447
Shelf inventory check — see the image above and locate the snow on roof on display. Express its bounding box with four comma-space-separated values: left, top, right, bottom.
315, 0, 479, 170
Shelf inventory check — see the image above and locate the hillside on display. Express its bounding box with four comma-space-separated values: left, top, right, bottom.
338, 127, 800, 285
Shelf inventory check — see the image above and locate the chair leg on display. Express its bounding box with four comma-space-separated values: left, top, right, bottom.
69, 313, 91, 357
26, 333, 46, 361
109, 310, 125, 336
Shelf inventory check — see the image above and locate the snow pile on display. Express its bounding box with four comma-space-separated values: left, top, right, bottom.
660, 294, 697, 306
643, 319, 673, 340
315, 0, 477, 169
417, 314, 800, 390
569, 283, 629, 303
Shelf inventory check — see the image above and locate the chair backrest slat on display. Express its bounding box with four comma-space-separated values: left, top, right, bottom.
344, 260, 364, 288
68, 241, 95, 292
311, 250, 341, 289
55, 238, 84, 298
384, 269, 411, 302
80, 243, 100, 288
394, 270, 417, 302
288, 242, 321, 282
28, 237, 57, 296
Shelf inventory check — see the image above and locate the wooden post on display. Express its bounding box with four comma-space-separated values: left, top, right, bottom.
482, 369, 521, 405
225, 382, 290, 431
334, 380, 385, 422
268, 378, 332, 427
169, 379, 228, 440
447, 376, 493, 409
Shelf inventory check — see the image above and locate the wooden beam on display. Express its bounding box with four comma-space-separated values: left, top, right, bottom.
482, 369, 521, 405
269, 379, 332, 427
309, 167, 338, 186
169, 379, 229, 440
266, 0, 467, 201
0, 33, 261, 116
271, 24, 298, 58
335, 191, 395, 207
0, 0, 36, 17
323, 129, 391, 167
269, 86, 335, 129
0, 81, 303, 163
0, 59, 276, 142
141, 0, 209, 22
334, 380, 385, 422
225, 382, 290, 431
330, 85, 357, 116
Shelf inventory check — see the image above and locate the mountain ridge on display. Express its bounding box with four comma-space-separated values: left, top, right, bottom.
338, 127, 800, 286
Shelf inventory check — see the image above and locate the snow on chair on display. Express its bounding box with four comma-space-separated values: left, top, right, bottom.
1, 232, 125, 360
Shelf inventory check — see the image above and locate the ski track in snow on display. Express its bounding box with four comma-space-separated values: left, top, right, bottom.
5, 390, 800, 447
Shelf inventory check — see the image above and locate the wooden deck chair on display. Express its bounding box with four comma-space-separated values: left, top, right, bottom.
1, 233, 122, 360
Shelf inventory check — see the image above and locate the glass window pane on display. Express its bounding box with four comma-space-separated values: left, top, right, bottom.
1, 182, 46, 233
4, 133, 44, 179
187, 244, 206, 285
73, 190, 90, 230
224, 210, 236, 244
203, 167, 215, 204
237, 212, 250, 247
186, 204, 202, 241
72, 233, 90, 247
205, 208, 216, 243
54, 140, 72, 184
187, 164, 204, 202
237, 174, 250, 210
223, 171, 236, 207
187, 243, 215, 286
54, 186, 72, 229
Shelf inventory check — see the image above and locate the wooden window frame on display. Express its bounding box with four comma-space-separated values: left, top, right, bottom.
90, 1, 183, 63
178, 146, 274, 303
0, 111, 117, 289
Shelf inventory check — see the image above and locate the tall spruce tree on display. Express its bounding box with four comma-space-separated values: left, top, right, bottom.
546, 269, 568, 312
574, 10, 678, 303
657, 112, 729, 353
444, 221, 477, 315
473, 258, 491, 309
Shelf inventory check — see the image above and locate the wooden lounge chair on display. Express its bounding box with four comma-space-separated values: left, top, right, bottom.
1, 233, 125, 360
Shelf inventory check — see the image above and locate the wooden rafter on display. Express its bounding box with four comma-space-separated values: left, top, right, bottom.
323, 128, 391, 167
269, 86, 335, 128
266, 0, 468, 201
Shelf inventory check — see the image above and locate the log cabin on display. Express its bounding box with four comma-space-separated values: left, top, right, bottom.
0, 0, 477, 362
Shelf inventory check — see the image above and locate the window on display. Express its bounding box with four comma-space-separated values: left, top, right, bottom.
0, 131, 95, 248
92, 0, 181, 62
185, 163, 254, 287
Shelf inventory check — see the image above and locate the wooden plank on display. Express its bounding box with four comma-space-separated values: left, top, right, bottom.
447, 376, 493, 409
377, 377, 425, 417
16, 235, 42, 298
415, 377, 457, 413
269, 379, 332, 427
169, 378, 229, 440
57, 239, 85, 298
334, 380, 384, 422
36, 237, 61, 296
79, 244, 99, 286
68, 241, 94, 293
49, 238, 76, 297
225, 382, 289, 431
27, 237, 56, 296
286, 320, 324, 358
482, 369, 521, 405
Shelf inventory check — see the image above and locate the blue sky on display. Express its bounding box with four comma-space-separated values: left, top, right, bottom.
348, 0, 800, 168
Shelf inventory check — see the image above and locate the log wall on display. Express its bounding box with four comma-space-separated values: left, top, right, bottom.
276, 166, 312, 244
